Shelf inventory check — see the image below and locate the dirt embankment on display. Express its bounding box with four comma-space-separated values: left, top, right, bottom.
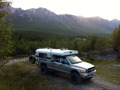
6, 57, 120, 90
6, 57, 29, 65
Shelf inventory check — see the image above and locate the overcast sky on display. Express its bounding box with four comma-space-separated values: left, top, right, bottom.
10, 0, 120, 20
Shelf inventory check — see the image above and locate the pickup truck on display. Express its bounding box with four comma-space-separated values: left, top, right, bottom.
29, 48, 96, 84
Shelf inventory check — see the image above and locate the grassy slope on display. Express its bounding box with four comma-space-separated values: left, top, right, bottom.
94, 61, 120, 85
12, 20, 110, 37
0, 60, 120, 90
0, 61, 70, 90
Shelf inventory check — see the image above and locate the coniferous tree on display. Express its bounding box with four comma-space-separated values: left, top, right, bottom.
84, 34, 91, 51
111, 25, 120, 52
0, 0, 12, 65
95, 36, 109, 51
90, 35, 98, 50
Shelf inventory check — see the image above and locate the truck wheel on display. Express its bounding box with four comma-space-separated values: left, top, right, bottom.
29, 56, 36, 64
70, 72, 82, 85
41, 65, 48, 74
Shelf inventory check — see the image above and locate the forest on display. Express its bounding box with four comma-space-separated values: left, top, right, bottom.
11, 27, 120, 61
11, 30, 109, 55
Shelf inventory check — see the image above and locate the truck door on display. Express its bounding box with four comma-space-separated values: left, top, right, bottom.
53, 56, 63, 72
60, 57, 71, 74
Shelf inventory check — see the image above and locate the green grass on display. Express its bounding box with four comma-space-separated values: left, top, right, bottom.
93, 60, 120, 85
0, 61, 71, 90
84, 57, 120, 85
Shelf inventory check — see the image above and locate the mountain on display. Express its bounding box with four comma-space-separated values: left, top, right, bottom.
5, 6, 120, 36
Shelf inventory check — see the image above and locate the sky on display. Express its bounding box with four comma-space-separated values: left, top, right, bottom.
9, 0, 120, 20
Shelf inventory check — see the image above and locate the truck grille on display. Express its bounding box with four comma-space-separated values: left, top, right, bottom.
88, 67, 95, 73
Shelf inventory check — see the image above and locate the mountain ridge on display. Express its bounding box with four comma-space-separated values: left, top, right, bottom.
4, 6, 120, 36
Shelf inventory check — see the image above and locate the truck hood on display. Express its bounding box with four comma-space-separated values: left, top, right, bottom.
72, 61, 94, 69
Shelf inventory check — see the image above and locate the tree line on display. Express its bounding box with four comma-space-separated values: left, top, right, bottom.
11, 35, 111, 56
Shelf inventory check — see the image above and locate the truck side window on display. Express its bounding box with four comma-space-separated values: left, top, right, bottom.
61, 57, 68, 64
39, 53, 47, 58
55, 56, 60, 62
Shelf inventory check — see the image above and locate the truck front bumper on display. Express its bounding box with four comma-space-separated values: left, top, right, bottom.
80, 70, 96, 79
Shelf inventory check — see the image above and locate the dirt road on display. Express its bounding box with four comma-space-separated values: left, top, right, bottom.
6, 57, 120, 90
6, 57, 29, 65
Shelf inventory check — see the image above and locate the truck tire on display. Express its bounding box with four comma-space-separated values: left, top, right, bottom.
70, 72, 82, 85
29, 56, 36, 64
41, 65, 48, 74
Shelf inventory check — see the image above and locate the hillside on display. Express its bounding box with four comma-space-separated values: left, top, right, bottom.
4, 6, 120, 36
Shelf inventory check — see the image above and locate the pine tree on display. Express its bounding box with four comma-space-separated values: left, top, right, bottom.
84, 34, 91, 51
111, 25, 120, 52
0, 0, 12, 65
95, 36, 109, 51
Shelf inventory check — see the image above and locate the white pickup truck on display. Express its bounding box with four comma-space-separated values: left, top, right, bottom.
29, 48, 96, 84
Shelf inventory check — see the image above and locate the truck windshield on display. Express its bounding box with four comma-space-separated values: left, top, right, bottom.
67, 56, 82, 64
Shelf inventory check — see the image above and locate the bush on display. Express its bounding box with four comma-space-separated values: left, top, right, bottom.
116, 57, 120, 62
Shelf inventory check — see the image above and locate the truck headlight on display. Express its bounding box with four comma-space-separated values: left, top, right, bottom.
80, 69, 87, 73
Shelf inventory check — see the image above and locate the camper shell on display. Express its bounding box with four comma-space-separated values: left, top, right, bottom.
35, 48, 78, 58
